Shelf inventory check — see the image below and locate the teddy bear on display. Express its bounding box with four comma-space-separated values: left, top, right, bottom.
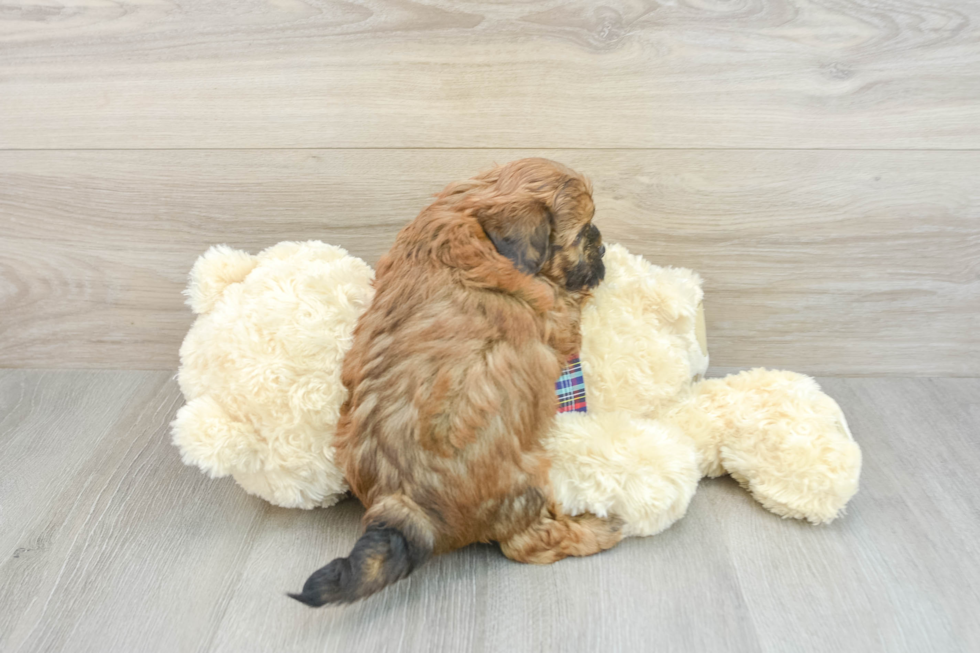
172, 240, 861, 536
172, 241, 372, 509
545, 244, 861, 536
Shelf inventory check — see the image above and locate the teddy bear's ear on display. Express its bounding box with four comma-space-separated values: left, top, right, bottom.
184, 245, 258, 314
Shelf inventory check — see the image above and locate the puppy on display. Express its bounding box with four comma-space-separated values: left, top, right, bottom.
290, 158, 619, 606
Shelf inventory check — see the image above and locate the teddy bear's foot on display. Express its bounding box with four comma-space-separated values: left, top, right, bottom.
713, 369, 862, 524
545, 411, 701, 537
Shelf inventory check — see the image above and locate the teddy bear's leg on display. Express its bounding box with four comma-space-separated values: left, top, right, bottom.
545, 411, 701, 538
671, 369, 862, 524
662, 381, 732, 479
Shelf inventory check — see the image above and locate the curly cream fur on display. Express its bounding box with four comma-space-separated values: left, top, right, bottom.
581, 244, 708, 416
546, 411, 700, 537
665, 369, 861, 524
173, 240, 860, 530
173, 241, 373, 508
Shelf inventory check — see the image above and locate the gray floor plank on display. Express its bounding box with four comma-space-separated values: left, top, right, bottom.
1, 371, 978, 652
0, 371, 266, 653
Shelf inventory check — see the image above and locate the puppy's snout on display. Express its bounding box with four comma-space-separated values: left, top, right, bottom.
589, 224, 605, 258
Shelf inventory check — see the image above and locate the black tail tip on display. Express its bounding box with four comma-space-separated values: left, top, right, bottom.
286, 524, 430, 607
288, 554, 353, 607
287, 591, 326, 608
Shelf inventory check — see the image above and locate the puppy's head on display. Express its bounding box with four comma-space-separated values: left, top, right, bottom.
466, 158, 605, 292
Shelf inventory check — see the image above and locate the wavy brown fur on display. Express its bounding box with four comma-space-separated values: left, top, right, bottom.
290, 158, 621, 607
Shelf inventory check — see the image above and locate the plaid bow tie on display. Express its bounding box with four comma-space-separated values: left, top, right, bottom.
555, 355, 587, 414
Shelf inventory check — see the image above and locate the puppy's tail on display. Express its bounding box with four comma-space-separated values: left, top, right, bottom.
288, 496, 435, 607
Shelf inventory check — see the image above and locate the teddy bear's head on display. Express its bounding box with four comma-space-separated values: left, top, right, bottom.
581, 244, 708, 415
173, 241, 374, 509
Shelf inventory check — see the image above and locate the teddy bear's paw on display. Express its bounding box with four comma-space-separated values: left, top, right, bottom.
545, 411, 701, 538
717, 376, 863, 524
185, 245, 258, 315
171, 396, 265, 478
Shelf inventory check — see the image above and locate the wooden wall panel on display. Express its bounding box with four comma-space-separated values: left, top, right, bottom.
2, 149, 976, 374
0, 0, 978, 149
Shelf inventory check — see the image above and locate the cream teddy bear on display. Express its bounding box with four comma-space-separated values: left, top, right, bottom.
546, 245, 861, 536
172, 240, 861, 535
173, 241, 372, 509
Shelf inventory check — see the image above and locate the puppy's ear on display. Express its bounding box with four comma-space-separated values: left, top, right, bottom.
478, 200, 552, 275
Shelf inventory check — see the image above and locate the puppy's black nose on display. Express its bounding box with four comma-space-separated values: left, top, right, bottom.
598, 245, 606, 257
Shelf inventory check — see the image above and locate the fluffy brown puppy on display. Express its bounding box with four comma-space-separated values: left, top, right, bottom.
290, 158, 620, 607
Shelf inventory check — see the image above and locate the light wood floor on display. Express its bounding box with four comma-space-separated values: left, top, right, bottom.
1, 370, 978, 653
